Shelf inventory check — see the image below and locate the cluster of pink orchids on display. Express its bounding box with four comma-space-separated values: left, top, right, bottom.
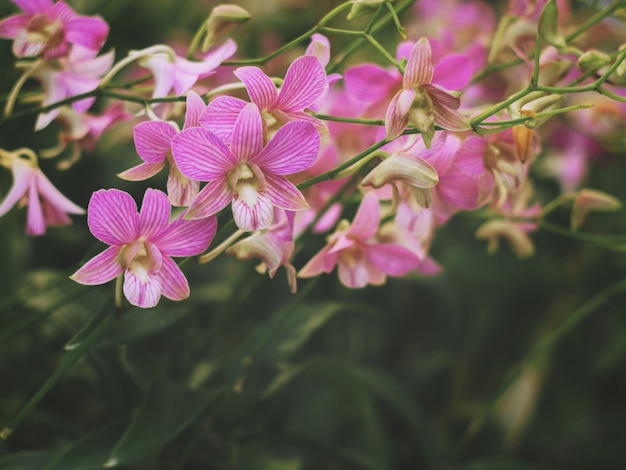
0, 0, 624, 307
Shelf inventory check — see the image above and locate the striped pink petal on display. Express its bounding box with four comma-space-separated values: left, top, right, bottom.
156, 214, 217, 257
88, 188, 139, 245
431, 99, 470, 131
384, 88, 413, 139
232, 191, 273, 231
157, 255, 190, 301
133, 121, 178, 163
423, 84, 461, 110
252, 120, 319, 174
183, 90, 207, 129
184, 177, 232, 220
264, 174, 309, 211
231, 103, 263, 162
123, 268, 162, 308
0, 14, 29, 38
26, 182, 45, 236
274, 56, 326, 112
344, 64, 398, 103
172, 127, 236, 181
404, 38, 433, 87
0, 164, 33, 217
117, 161, 165, 181
234, 66, 278, 110
166, 166, 199, 207
64, 14, 109, 52
139, 189, 170, 239
200, 96, 247, 143
70, 246, 123, 285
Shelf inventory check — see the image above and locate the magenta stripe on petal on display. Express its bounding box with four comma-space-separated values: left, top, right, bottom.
157, 215, 217, 257
252, 121, 319, 175
139, 189, 170, 240
232, 191, 273, 231
0, 15, 29, 39
172, 127, 236, 181
70, 246, 123, 285
200, 96, 247, 143
184, 177, 232, 220
431, 99, 470, 131
264, 174, 309, 211
234, 66, 277, 110
231, 103, 263, 162
158, 256, 190, 301
404, 38, 433, 87
88, 189, 139, 245
274, 56, 326, 112
183, 91, 207, 129
166, 166, 199, 207
117, 161, 165, 181
123, 269, 162, 308
134, 121, 178, 163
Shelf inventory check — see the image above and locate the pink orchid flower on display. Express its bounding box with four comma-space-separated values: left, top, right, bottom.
298, 192, 420, 288
118, 91, 207, 206
0, 0, 109, 59
0, 148, 84, 236
71, 188, 216, 308
172, 103, 320, 231
227, 208, 298, 293
201, 55, 328, 136
34, 45, 115, 130
384, 37, 470, 143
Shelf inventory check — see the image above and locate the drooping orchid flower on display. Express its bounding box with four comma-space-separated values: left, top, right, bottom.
0, 0, 109, 59
71, 188, 216, 308
172, 103, 320, 231
0, 147, 84, 236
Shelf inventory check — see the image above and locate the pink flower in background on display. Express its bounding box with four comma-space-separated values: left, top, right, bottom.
136, 40, 236, 99
0, 0, 109, 59
228, 208, 298, 293
71, 188, 216, 308
118, 91, 207, 206
34, 45, 115, 130
384, 37, 470, 142
202, 55, 327, 137
173, 103, 320, 231
298, 192, 420, 288
0, 149, 84, 236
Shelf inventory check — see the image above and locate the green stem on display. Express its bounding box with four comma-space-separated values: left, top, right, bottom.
312, 113, 384, 126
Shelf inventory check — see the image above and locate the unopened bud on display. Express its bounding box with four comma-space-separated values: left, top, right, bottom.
578, 49, 612, 71
538, 0, 566, 49
202, 4, 251, 51
347, 0, 389, 21
512, 125, 534, 163
520, 94, 563, 128
571, 188, 621, 230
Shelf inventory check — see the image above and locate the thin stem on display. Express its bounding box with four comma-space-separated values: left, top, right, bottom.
198, 229, 245, 264
312, 113, 384, 126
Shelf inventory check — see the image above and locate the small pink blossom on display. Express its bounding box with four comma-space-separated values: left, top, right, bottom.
118, 91, 207, 206
34, 45, 115, 130
71, 188, 216, 308
0, 148, 84, 236
384, 37, 470, 143
298, 192, 420, 288
172, 103, 320, 232
0, 0, 109, 59
227, 208, 298, 293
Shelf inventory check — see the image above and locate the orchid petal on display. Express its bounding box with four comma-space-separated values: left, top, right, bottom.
88, 188, 139, 245
26, 181, 45, 235
344, 64, 398, 103
348, 192, 380, 239
431, 99, 471, 131
298, 245, 335, 277
252, 120, 319, 174
13, 0, 53, 15
306, 33, 331, 67
123, 268, 162, 308
172, 56, 215, 95
156, 214, 216, 256
232, 191, 273, 231
264, 174, 309, 211
117, 161, 166, 181
274, 56, 326, 112
70, 246, 123, 285
0, 15, 28, 39
361, 154, 439, 189
64, 15, 109, 52
423, 84, 461, 110
139, 189, 170, 240
436, 172, 480, 210
337, 250, 371, 289
157, 256, 190, 301
231, 103, 263, 162
384, 88, 413, 139
404, 38, 433, 87
34, 170, 84, 215
200, 95, 247, 143
366, 242, 420, 276
455, 137, 487, 176
133, 120, 178, 163
234, 66, 277, 110
433, 54, 472, 90
172, 127, 236, 180
184, 177, 232, 220
0, 164, 32, 217
183, 90, 207, 129
166, 165, 200, 207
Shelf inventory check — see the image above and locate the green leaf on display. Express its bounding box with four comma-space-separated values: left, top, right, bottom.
104, 381, 221, 467
0, 451, 53, 469
44, 421, 127, 470
95, 306, 192, 348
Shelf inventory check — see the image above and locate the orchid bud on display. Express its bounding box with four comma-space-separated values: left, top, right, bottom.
347, 0, 389, 21
202, 4, 251, 51
578, 50, 612, 71
519, 94, 563, 128
476, 219, 535, 258
538, 0, 566, 49
571, 188, 621, 230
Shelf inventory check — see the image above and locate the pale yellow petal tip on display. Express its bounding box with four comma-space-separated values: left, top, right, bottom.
0, 427, 13, 440
103, 457, 119, 468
